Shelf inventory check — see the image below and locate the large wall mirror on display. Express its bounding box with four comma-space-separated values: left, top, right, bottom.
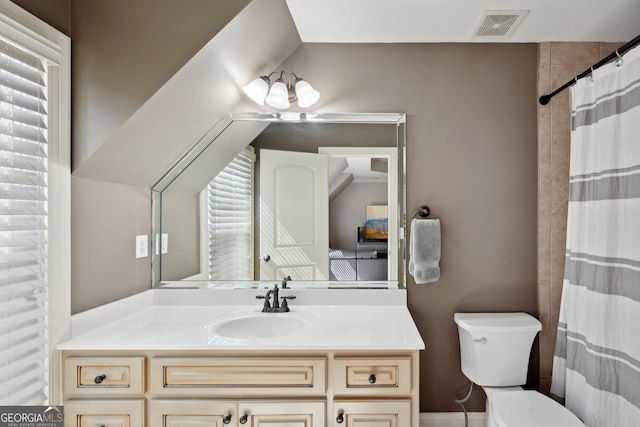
152, 112, 406, 289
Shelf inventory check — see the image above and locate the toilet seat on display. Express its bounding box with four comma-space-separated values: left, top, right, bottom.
491, 390, 585, 427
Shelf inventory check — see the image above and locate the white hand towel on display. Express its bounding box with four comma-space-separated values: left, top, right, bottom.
409, 218, 441, 284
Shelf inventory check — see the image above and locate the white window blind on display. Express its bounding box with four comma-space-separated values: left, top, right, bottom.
207, 148, 255, 280
0, 37, 49, 404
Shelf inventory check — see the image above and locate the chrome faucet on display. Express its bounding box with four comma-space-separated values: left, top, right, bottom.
256, 283, 296, 313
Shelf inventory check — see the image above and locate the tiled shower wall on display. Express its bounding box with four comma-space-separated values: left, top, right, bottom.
537, 41, 624, 394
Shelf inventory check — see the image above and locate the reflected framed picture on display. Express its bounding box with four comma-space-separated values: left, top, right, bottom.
365, 205, 388, 240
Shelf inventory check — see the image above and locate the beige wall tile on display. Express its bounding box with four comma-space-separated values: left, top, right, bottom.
539, 331, 554, 378
538, 233, 551, 281
549, 89, 570, 114
539, 106, 551, 135
599, 42, 625, 60
550, 63, 590, 88
550, 182, 568, 212
540, 378, 552, 395
538, 279, 551, 329
551, 112, 571, 163
539, 133, 551, 166
551, 278, 563, 333
551, 230, 567, 280
550, 42, 598, 65
551, 199, 568, 232
552, 161, 570, 194
538, 63, 551, 95
539, 42, 551, 65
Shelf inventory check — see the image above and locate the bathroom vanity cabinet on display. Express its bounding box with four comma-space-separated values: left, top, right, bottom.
61, 351, 419, 427
57, 289, 424, 427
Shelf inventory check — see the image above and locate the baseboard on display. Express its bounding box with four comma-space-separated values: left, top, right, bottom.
419, 412, 486, 427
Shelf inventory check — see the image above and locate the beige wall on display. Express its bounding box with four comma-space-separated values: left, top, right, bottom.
536, 41, 624, 394
71, 177, 151, 313
10, 0, 70, 35
330, 182, 388, 250
279, 43, 539, 412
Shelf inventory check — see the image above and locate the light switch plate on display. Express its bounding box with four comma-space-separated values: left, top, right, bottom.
136, 235, 148, 258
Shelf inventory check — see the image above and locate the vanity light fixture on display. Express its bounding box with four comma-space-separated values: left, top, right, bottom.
242, 71, 320, 110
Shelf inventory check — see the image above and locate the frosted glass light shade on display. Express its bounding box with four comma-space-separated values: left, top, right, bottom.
295, 79, 320, 108
265, 80, 291, 109
242, 76, 269, 105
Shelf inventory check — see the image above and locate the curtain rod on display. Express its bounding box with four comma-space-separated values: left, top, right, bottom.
539, 34, 640, 105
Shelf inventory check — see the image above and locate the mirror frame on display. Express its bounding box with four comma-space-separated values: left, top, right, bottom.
151, 112, 407, 289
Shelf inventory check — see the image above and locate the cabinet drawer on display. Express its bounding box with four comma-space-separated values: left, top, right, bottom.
64, 357, 145, 397
333, 357, 411, 395
64, 399, 144, 427
150, 357, 326, 396
332, 400, 411, 427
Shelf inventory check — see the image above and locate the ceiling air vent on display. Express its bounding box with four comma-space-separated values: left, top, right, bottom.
474, 10, 528, 39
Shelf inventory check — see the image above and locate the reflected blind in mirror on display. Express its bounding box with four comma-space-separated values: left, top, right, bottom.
0, 37, 49, 404
207, 148, 255, 280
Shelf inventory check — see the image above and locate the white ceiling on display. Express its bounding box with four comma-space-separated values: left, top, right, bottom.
285, 0, 640, 43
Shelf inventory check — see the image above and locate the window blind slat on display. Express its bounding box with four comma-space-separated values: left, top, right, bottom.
0, 302, 46, 334
0, 200, 47, 215
0, 366, 48, 404
0, 85, 47, 115
0, 33, 49, 405
0, 101, 47, 128
207, 148, 254, 280
0, 166, 47, 186
0, 38, 45, 74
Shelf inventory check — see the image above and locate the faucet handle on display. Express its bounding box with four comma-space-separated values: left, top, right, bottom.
280, 295, 296, 312
256, 294, 271, 311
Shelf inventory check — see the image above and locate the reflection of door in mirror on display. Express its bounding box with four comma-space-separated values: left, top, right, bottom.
259, 149, 329, 280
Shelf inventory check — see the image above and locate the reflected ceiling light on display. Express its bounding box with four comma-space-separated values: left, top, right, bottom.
242, 71, 319, 110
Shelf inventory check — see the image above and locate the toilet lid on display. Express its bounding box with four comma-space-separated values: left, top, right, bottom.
492, 390, 585, 427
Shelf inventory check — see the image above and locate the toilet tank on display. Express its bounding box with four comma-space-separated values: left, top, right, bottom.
454, 312, 542, 387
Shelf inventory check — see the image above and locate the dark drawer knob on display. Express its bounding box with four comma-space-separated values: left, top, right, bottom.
368, 374, 377, 384
239, 414, 248, 424
336, 413, 344, 424
223, 414, 232, 424
94, 374, 107, 384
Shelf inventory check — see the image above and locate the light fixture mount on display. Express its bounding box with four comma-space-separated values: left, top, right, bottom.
242, 71, 319, 110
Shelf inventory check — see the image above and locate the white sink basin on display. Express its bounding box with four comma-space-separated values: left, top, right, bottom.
201, 312, 309, 339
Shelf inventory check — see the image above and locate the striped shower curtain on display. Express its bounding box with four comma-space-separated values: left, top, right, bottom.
550, 45, 640, 426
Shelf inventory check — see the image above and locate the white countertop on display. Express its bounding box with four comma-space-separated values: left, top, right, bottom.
58, 289, 425, 351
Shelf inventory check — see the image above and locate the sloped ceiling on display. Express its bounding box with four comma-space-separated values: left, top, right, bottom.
73, 0, 301, 187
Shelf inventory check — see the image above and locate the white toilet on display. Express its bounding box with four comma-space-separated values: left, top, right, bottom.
454, 312, 585, 427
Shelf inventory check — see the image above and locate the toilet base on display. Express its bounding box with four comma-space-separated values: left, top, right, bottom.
481, 386, 585, 427
482, 386, 523, 427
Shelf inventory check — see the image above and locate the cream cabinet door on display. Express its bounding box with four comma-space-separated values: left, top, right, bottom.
64, 400, 144, 427
149, 400, 236, 427
238, 401, 325, 427
333, 401, 411, 427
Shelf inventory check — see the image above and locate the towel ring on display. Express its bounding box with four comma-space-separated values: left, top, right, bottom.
412, 205, 430, 219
